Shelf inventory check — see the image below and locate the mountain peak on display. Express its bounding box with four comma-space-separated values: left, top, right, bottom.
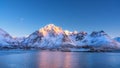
43, 24, 61, 30
90, 30, 107, 37
45, 24, 56, 27
38, 24, 63, 36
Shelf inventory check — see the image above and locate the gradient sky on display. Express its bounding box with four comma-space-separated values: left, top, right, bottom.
0, 0, 120, 37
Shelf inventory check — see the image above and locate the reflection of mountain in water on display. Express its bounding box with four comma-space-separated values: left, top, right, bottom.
0, 51, 120, 68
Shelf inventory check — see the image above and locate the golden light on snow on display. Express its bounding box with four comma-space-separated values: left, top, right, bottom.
64, 30, 71, 35
38, 52, 72, 68
39, 24, 63, 36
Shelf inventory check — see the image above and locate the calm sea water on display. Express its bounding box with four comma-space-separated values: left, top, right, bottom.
0, 50, 120, 68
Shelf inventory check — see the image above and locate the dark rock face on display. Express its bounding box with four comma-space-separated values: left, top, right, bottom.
90, 30, 107, 37
75, 32, 87, 41
22, 31, 43, 46
0, 24, 120, 52
62, 34, 72, 42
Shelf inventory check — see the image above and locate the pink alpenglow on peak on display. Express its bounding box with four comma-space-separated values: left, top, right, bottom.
38, 24, 64, 36
0, 24, 120, 51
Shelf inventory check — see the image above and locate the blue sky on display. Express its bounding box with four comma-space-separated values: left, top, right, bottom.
0, 0, 120, 37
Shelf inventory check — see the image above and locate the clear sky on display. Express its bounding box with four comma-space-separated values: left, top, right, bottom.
0, 0, 120, 37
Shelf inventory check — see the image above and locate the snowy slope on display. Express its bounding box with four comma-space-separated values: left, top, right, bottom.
0, 28, 17, 47
22, 24, 65, 48
21, 24, 120, 49
0, 24, 120, 49
75, 31, 120, 48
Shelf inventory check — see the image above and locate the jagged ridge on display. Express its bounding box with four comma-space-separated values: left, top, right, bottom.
0, 24, 120, 51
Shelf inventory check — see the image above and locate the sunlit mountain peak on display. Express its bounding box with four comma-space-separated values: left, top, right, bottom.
38, 24, 64, 36
44, 24, 56, 28
64, 30, 72, 35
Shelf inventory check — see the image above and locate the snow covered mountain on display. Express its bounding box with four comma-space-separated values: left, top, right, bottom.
22, 24, 66, 48
0, 28, 17, 47
0, 24, 120, 51
21, 24, 120, 49
69, 31, 120, 48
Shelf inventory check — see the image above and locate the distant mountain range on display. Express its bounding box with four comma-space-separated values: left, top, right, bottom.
0, 24, 120, 52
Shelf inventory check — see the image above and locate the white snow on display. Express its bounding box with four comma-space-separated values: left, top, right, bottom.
0, 24, 120, 49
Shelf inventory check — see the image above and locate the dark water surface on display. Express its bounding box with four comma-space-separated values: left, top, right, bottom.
0, 50, 120, 68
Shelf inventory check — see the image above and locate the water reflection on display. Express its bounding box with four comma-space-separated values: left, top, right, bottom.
0, 51, 120, 68
0, 51, 38, 68
37, 52, 120, 68
37, 52, 72, 68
